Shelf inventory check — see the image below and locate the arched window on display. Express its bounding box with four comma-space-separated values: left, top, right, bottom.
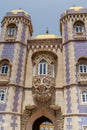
0, 60, 10, 75
76, 25, 83, 33
38, 60, 47, 75
78, 58, 87, 73
74, 21, 84, 34
0, 90, 5, 101
79, 64, 87, 73
7, 24, 17, 36
1, 63, 8, 74
82, 91, 87, 103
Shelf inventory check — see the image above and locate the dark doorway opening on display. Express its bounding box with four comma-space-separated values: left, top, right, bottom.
33, 116, 54, 130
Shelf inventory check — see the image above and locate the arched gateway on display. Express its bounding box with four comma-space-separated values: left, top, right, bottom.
26, 108, 58, 130
33, 116, 53, 130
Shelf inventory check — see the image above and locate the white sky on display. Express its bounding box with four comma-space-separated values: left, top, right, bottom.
0, 0, 87, 37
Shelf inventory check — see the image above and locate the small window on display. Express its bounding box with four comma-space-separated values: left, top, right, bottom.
7, 24, 17, 36
38, 60, 47, 75
82, 91, 87, 103
0, 90, 5, 101
76, 25, 83, 33
78, 58, 87, 74
1, 64, 8, 74
79, 64, 87, 73
74, 21, 84, 34
0, 60, 10, 75
8, 27, 15, 36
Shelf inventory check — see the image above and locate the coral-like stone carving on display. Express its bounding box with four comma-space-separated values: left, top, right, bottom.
32, 75, 55, 102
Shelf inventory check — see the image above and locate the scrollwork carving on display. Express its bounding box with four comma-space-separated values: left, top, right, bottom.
32, 76, 55, 102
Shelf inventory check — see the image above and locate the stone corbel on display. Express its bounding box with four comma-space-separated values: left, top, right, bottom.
50, 104, 61, 118
25, 104, 36, 117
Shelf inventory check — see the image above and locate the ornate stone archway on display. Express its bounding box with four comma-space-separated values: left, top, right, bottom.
26, 108, 58, 130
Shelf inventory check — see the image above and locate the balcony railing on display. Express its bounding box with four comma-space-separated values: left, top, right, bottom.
0, 73, 9, 84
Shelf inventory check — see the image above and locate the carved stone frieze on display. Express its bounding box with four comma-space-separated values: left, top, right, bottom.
32, 75, 55, 102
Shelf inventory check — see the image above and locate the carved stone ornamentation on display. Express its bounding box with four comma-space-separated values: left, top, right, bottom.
21, 105, 36, 130
78, 73, 87, 84
32, 75, 55, 102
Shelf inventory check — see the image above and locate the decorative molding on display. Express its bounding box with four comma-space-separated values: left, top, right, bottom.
63, 113, 87, 117
0, 111, 22, 115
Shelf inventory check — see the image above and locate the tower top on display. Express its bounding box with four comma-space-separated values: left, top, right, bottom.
1, 9, 33, 37
5, 9, 30, 19
10, 9, 29, 17
68, 6, 83, 11
60, 6, 86, 19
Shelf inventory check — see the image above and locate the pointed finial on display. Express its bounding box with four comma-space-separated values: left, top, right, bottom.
46, 27, 49, 34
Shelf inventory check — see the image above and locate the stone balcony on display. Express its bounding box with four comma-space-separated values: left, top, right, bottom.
78, 73, 87, 84
0, 73, 9, 84
74, 33, 86, 40
32, 75, 55, 102
5, 35, 16, 41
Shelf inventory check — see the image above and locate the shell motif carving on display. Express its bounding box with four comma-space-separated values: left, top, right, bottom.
32, 76, 55, 102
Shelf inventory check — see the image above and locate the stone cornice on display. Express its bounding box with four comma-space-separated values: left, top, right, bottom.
0, 111, 22, 116
1, 83, 86, 89
63, 113, 87, 117
63, 39, 87, 45
0, 41, 28, 48
63, 83, 87, 88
